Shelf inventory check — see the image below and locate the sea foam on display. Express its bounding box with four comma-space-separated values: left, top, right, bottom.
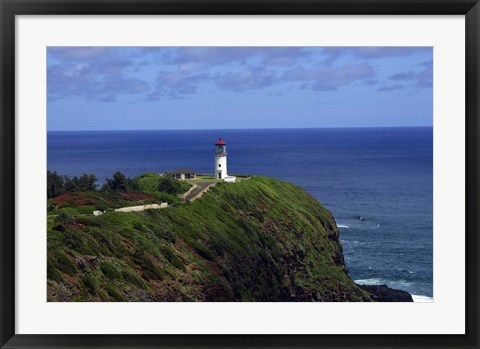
354, 278, 383, 285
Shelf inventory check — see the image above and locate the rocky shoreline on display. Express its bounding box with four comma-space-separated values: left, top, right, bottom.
358, 284, 414, 302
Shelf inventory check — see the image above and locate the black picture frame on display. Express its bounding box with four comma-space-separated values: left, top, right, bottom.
1, 1, 479, 348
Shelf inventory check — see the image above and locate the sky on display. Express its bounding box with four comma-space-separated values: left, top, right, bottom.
47, 47, 432, 131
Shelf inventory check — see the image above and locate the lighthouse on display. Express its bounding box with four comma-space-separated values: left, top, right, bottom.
214, 137, 228, 179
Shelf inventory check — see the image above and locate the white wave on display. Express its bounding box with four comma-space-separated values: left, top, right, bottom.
354, 278, 413, 289
341, 240, 360, 245
337, 224, 350, 228
354, 278, 384, 285
355, 280, 432, 302
412, 295, 434, 303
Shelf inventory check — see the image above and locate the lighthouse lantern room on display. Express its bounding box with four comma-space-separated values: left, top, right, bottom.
214, 138, 228, 179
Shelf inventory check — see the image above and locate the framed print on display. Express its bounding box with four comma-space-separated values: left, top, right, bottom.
1, 0, 479, 348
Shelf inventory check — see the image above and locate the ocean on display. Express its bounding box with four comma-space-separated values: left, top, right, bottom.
48, 127, 433, 299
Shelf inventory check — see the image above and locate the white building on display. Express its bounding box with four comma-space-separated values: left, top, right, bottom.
214, 138, 228, 179
170, 168, 196, 180
214, 137, 235, 182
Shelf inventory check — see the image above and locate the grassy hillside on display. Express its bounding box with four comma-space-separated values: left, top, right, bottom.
48, 189, 182, 216
47, 176, 372, 302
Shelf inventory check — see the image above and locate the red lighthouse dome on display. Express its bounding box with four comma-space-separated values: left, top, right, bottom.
215, 137, 226, 145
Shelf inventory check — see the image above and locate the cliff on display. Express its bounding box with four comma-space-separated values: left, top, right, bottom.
47, 176, 409, 302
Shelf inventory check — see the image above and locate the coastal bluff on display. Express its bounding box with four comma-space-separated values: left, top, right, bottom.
48, 175, 412, 302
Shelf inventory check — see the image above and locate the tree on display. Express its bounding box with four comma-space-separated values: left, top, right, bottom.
65, 174, 97, 193
47, 171, 97, 198
102, 171, 137, 192
127, 178, 139, 192
77, 174, 97, 191
157, 173, 182, 195
63, 176, 76, 193
47, 171, 65, 199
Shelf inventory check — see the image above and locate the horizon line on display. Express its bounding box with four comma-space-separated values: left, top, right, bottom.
48, 125, 433, 132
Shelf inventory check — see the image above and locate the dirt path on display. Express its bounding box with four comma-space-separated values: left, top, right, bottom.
184, 182, 217, 202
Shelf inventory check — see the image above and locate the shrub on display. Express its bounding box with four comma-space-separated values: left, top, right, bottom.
152, 192, 182, 204
122, 269, 148, 290
80, 273, 97, 295
158, 174, 181, 195
157, 174, 191, 195
62, 229, 99, 256
47, 256, 64, 282
153, 228, 176, 243
74, 205, 97, 214
159, 244, 184, 270
194, 241, 214, 261
134, 173, 161, 193
55, 250, 77, 276
100, 261, 123, 280
133, 251, 165, 281
56, 212, 76, 225
105, 284, 126, 301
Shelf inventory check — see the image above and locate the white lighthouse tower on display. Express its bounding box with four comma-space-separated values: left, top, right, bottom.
214, 138, 228, 179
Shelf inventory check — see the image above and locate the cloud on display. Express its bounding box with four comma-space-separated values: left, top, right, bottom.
320, 47, 432, 64
388, 66, 432, 88
165, 47, 308, 67
261, 47, 310, 66
319, 48, 347, 65
48, 47, 113, 61
214, 66, 277, 92
377, 84, 404, 92
48, 47, 310, 102
150, 61, 375, 96
48, 47, 150, 102
283, 63, 375, 91
166, 47, 260, 66
363, 79, 379, 86
352, 47, 431, 59
147, 69, 208, 100
48, 61, 149, 102
420, 60, 433, 67
48, 46, 432, 104
96, 94, 116, 103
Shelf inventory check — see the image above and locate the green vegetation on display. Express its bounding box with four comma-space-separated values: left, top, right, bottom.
47, 171, 190, 216
186, 174, 221, 183
47, 171, 97, 199
48, 190, 162, 215
47, 175, 372, 302
134, 172, 191, 195
158, 173, 191, 195
195, 174, 215, 180
102, 171, 138, 192
186, 174, 249, 183
134, 173, 162, 193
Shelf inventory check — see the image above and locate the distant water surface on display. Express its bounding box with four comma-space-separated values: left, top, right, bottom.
48, 127, 433, 298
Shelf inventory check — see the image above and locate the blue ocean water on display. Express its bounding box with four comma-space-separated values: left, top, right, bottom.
48, 127, 433, 298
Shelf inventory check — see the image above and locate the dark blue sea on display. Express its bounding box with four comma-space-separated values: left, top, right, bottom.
48, 127, 433, 299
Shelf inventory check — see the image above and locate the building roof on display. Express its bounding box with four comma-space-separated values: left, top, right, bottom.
215, 137, 226, 145
170, 168, 196, 174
